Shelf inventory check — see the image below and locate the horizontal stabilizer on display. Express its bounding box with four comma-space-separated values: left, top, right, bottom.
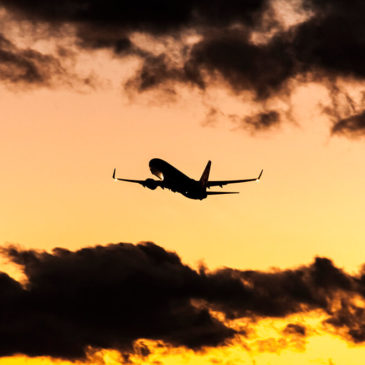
207, 191, 239, 195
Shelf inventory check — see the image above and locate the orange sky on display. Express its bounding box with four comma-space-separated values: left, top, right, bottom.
2, 1, 365, 363
2, 68, 365, 364
2, 80, 365, 273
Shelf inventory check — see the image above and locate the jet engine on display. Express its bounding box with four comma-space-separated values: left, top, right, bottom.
143, 178, 159, 190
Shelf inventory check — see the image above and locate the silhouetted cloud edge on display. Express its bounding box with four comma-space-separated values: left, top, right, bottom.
1, 242, 365, 360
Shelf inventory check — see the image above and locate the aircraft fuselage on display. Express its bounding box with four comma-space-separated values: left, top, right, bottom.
149, 158, 207, 200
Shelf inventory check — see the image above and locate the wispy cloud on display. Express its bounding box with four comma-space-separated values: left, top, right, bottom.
0, 32, 65, 87
1, 0, 365, 134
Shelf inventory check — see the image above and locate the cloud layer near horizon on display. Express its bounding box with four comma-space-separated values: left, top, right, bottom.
1, 0, 365, 134
1, 242, 365, 360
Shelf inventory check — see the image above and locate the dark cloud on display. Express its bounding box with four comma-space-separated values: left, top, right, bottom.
0, 32, 96, 89
325, 299, 365, 343
283, 323, 306, 336
0, 242, 235, 360
242, 111, 281, 131
185, 29, 295, 99
125, 54, 186, 92
2, 0, 365, 133
0, 33, 66, 87
293, 2, 365, 79
332, 111, 365, 137
1, 243, 365, 360
0, 0, 268, 33
196, 257, 355, 320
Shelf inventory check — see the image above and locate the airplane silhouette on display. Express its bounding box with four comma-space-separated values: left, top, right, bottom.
113, 158, 263, 200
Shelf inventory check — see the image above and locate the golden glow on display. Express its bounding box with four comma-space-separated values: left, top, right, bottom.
2, 311, 365, 364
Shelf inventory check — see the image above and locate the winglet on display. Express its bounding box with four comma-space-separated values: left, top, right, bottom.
113, 168, 116, 180
257, 169, 263, 181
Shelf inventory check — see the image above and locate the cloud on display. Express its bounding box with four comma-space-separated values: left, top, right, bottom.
1, 0, 365, 132
242, 111, 281, 131
0, 0, 268, 34
332, 111, 365, 137
0, 242, 235, 360
283, 323, 306, 336
0, 32, 96, 89
0, 33, 65, 87
1, 242, 365, 360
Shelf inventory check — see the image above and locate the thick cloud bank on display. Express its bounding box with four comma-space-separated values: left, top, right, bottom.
1, 242, 365, 360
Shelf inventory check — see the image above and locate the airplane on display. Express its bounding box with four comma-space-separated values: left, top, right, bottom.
112, 158, 263, 200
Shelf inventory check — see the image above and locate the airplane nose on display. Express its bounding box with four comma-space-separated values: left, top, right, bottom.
149, 158, 162, 168
149, 159, 164, 179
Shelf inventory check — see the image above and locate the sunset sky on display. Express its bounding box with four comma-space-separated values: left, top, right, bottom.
1, 0, 365, 364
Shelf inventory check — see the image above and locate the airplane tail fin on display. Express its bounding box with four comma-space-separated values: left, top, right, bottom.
200, 160, 211, 188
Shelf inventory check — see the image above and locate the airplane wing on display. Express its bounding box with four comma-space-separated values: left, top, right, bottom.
207, 169, 263, 188
112, 169, 146, 185
112, 168, 163, 190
